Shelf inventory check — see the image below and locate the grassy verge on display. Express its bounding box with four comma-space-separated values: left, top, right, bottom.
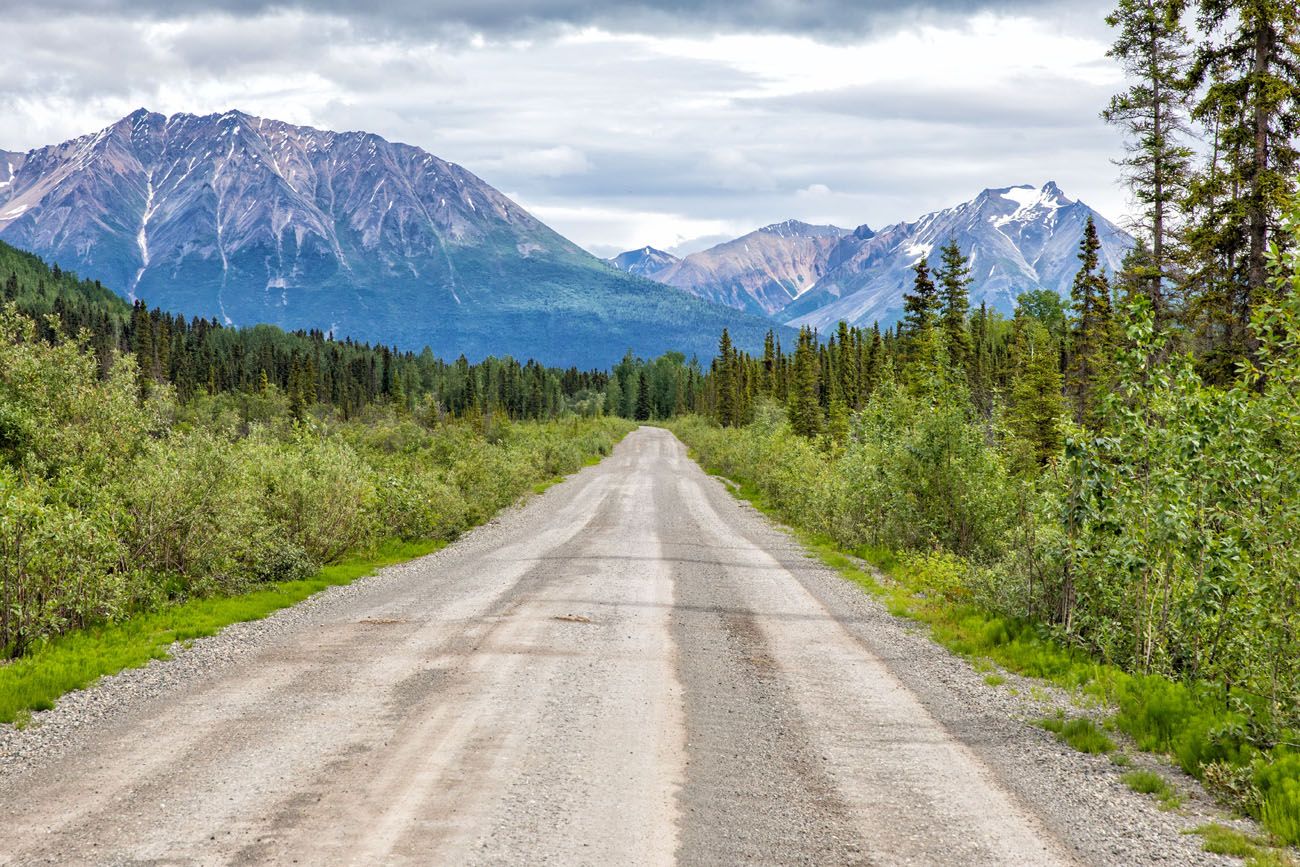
684, 450, 1300, 855
1195, 824, 1294, 867
1123, 770, 1186, 810
0, 539, 443, 725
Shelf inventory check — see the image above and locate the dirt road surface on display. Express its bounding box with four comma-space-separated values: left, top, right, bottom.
0, 428, 1234, 865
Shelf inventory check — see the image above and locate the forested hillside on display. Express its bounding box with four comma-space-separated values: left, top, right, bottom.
0, 239, 614, 421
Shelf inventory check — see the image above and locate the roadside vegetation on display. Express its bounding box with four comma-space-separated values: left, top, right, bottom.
0, 290, 632, 719
669, 223, 1300, 846
661, 4, 1300, 850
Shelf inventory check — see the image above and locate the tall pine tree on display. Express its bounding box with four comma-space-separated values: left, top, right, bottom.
1185, 0, 1300, 376
788, 327, 822, 438
1066, 218, 1117, 427
902, 258, 940, 337
1103, 0, 1194, 325
936, 239, 973, 369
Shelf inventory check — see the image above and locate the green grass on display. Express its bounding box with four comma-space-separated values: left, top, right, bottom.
1194, 823, 1296, 867
0, 539, 444, 724
984, 673, 1007, 687
532, 477, 562, 494
1040, 715, 1117, 755
1123, 769, 1185, 809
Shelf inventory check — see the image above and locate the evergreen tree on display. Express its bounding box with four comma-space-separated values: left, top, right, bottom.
1102, 0, 1194, 323
936, 239, 973, 369
761, 329, 777, 397
865, 323, 883, 400
130, 301, 154, 395
902, 258, 940, 337
1185, 0, 1300, 374
1066, 218, 1117, 427
715, 329, 740, 427
635, 370, 652, 421
835, 320, 858, 407
970, 302, 995, 418
787, 328, 822, 438
1005, 314, 1066, 468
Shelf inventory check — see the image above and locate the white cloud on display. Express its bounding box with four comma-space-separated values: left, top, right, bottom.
0, 3, 1129, 255
512, 198, 748, 258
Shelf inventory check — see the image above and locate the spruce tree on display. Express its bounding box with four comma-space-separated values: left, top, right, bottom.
1066, 218, 1117, 427
1102, 0, 1194, 322
1185, 0, 1300, 374
902, 258, 940, 337
716, 329, 739, 426
1005, 314, 1066, 469
970, 302, 994, 418
835, 320, 858, 407
787, 328, 822, 438
761, 329, 776, 397
936, 239, 973, 369
865, 323, 883, 400
635, 370, 652, 421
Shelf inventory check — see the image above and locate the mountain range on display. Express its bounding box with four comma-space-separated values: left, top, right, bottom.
0, 110, 783, 367
1, 111, 1133, 365
610, 182, 1133, 331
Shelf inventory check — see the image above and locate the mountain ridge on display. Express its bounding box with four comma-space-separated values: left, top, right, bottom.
782, 182, 1132, 330
0, 109, 786, 366
610, 219, 853, 317
613, 183, 1132, 331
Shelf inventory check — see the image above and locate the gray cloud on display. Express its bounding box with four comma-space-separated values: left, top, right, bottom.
743, 74, 1113, 130
0, 0, 1129, 257
11, 0, 1096, 40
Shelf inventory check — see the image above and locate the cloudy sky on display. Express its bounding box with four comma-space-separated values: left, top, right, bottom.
2, 0, 1129, 257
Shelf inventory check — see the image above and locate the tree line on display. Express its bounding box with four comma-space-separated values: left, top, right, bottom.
1, 240, 610, 423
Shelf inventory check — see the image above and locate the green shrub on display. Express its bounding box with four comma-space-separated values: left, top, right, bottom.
1256, 753, 1300, 845
1041, 715, 1116, 754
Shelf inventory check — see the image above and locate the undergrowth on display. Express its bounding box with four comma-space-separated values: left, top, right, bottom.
1195, 823, 1296, 867
1040, 714, 1117, 755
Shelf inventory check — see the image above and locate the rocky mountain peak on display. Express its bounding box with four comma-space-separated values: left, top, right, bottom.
0, 109, 784, 366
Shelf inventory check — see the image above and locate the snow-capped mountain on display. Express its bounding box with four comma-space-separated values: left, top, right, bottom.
647, 220, 854, 317
619, 184, 1132, 331
607, 245, 680, 277
0, 110, 783, 366
782, 183, 1132, 330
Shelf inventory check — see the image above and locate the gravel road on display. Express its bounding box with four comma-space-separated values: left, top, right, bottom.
0, 427, 1249, 865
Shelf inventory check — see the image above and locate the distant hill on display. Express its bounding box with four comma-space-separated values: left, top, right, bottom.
0, 110, 786, 367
